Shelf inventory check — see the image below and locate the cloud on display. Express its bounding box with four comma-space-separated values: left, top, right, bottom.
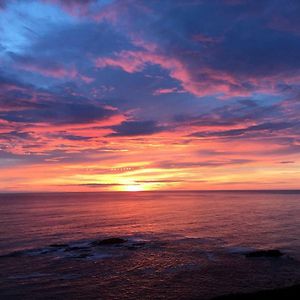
26, 20, 131, 62
174, 100, 274, 128
49, 133, 92, 141
73, 183, 126, 188
1, 97, 118, 125
43, 0, 98, 17
16, 58, 78, 79
153, 87, 185, 96
106, 120, 167, 137
0, 0, 8, 9
0, 72, 30, 91
91, 0, 300, 98
0, 71, 127, 157
135, 179, 207, 183
95, 50, 250, 97
192, 33, 222, 44
155, 159, 253, 169
190, 122, 299, 138
0, 72, 120, 126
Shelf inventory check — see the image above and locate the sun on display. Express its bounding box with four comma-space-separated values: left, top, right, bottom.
124, 184, 143, 192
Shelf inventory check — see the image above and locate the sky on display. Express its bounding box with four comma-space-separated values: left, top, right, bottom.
0, 0, 300, 192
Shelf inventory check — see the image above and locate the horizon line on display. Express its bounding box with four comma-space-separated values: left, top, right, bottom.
1, 189, 300, 195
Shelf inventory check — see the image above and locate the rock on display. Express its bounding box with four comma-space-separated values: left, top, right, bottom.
245, 249, 284, 258
91, 237, 127, 246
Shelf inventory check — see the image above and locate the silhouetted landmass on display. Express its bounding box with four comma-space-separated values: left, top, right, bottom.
212, 284, 300, 300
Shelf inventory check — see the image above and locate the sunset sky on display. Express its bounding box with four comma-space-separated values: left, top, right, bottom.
0, 0, 300, 192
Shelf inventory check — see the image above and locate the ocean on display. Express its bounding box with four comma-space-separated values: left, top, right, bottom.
0, 191, 300, 299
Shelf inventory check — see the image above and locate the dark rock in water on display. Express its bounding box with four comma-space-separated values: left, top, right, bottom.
64, 246, 90, 252
49, 243, 69, 248
245, 249, 283, 258
91, 237, 127, 246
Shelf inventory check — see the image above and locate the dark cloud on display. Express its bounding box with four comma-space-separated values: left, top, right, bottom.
27, 21, 132, 63
0, 72, 119, 125
106, 120, 167, 137
174, 100, 277, 128
1, 100, 117, 124
0, 72, 31, 89
0, 131, 33, 141
97, 0, 300, 98
190, 121, 299, 138
0, 1, 7, 9
238, 99, 259, 108
59, 134, 92, 141
210, 25, 300, 78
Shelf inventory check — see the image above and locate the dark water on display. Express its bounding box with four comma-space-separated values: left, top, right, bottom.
0, 191, 300, 299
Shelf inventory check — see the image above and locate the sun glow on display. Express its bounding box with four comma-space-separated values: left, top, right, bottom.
124, 184, 143, 192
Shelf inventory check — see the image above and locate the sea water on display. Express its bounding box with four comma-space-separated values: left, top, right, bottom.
0, 191, 300, 299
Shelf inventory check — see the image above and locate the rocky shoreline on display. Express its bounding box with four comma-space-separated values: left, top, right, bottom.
1, 236, 299, 300
0, 236, 292, 262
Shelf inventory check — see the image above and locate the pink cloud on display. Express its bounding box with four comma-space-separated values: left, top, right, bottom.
95, 50, 251, 97
16, 61, 94, 83
130, 36, 158, 52
43, 0, 96, 17
44, 0, 131, 23
95, 51, 145, 73
80, 75, 94, 84
92, 2, 120, 23
18, 62, 78, 79
192, 34, 222, 44
95, 46, 300, 98
153, 87, 185, 96
92, 0, 151, 23
268, 15, 300, 36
